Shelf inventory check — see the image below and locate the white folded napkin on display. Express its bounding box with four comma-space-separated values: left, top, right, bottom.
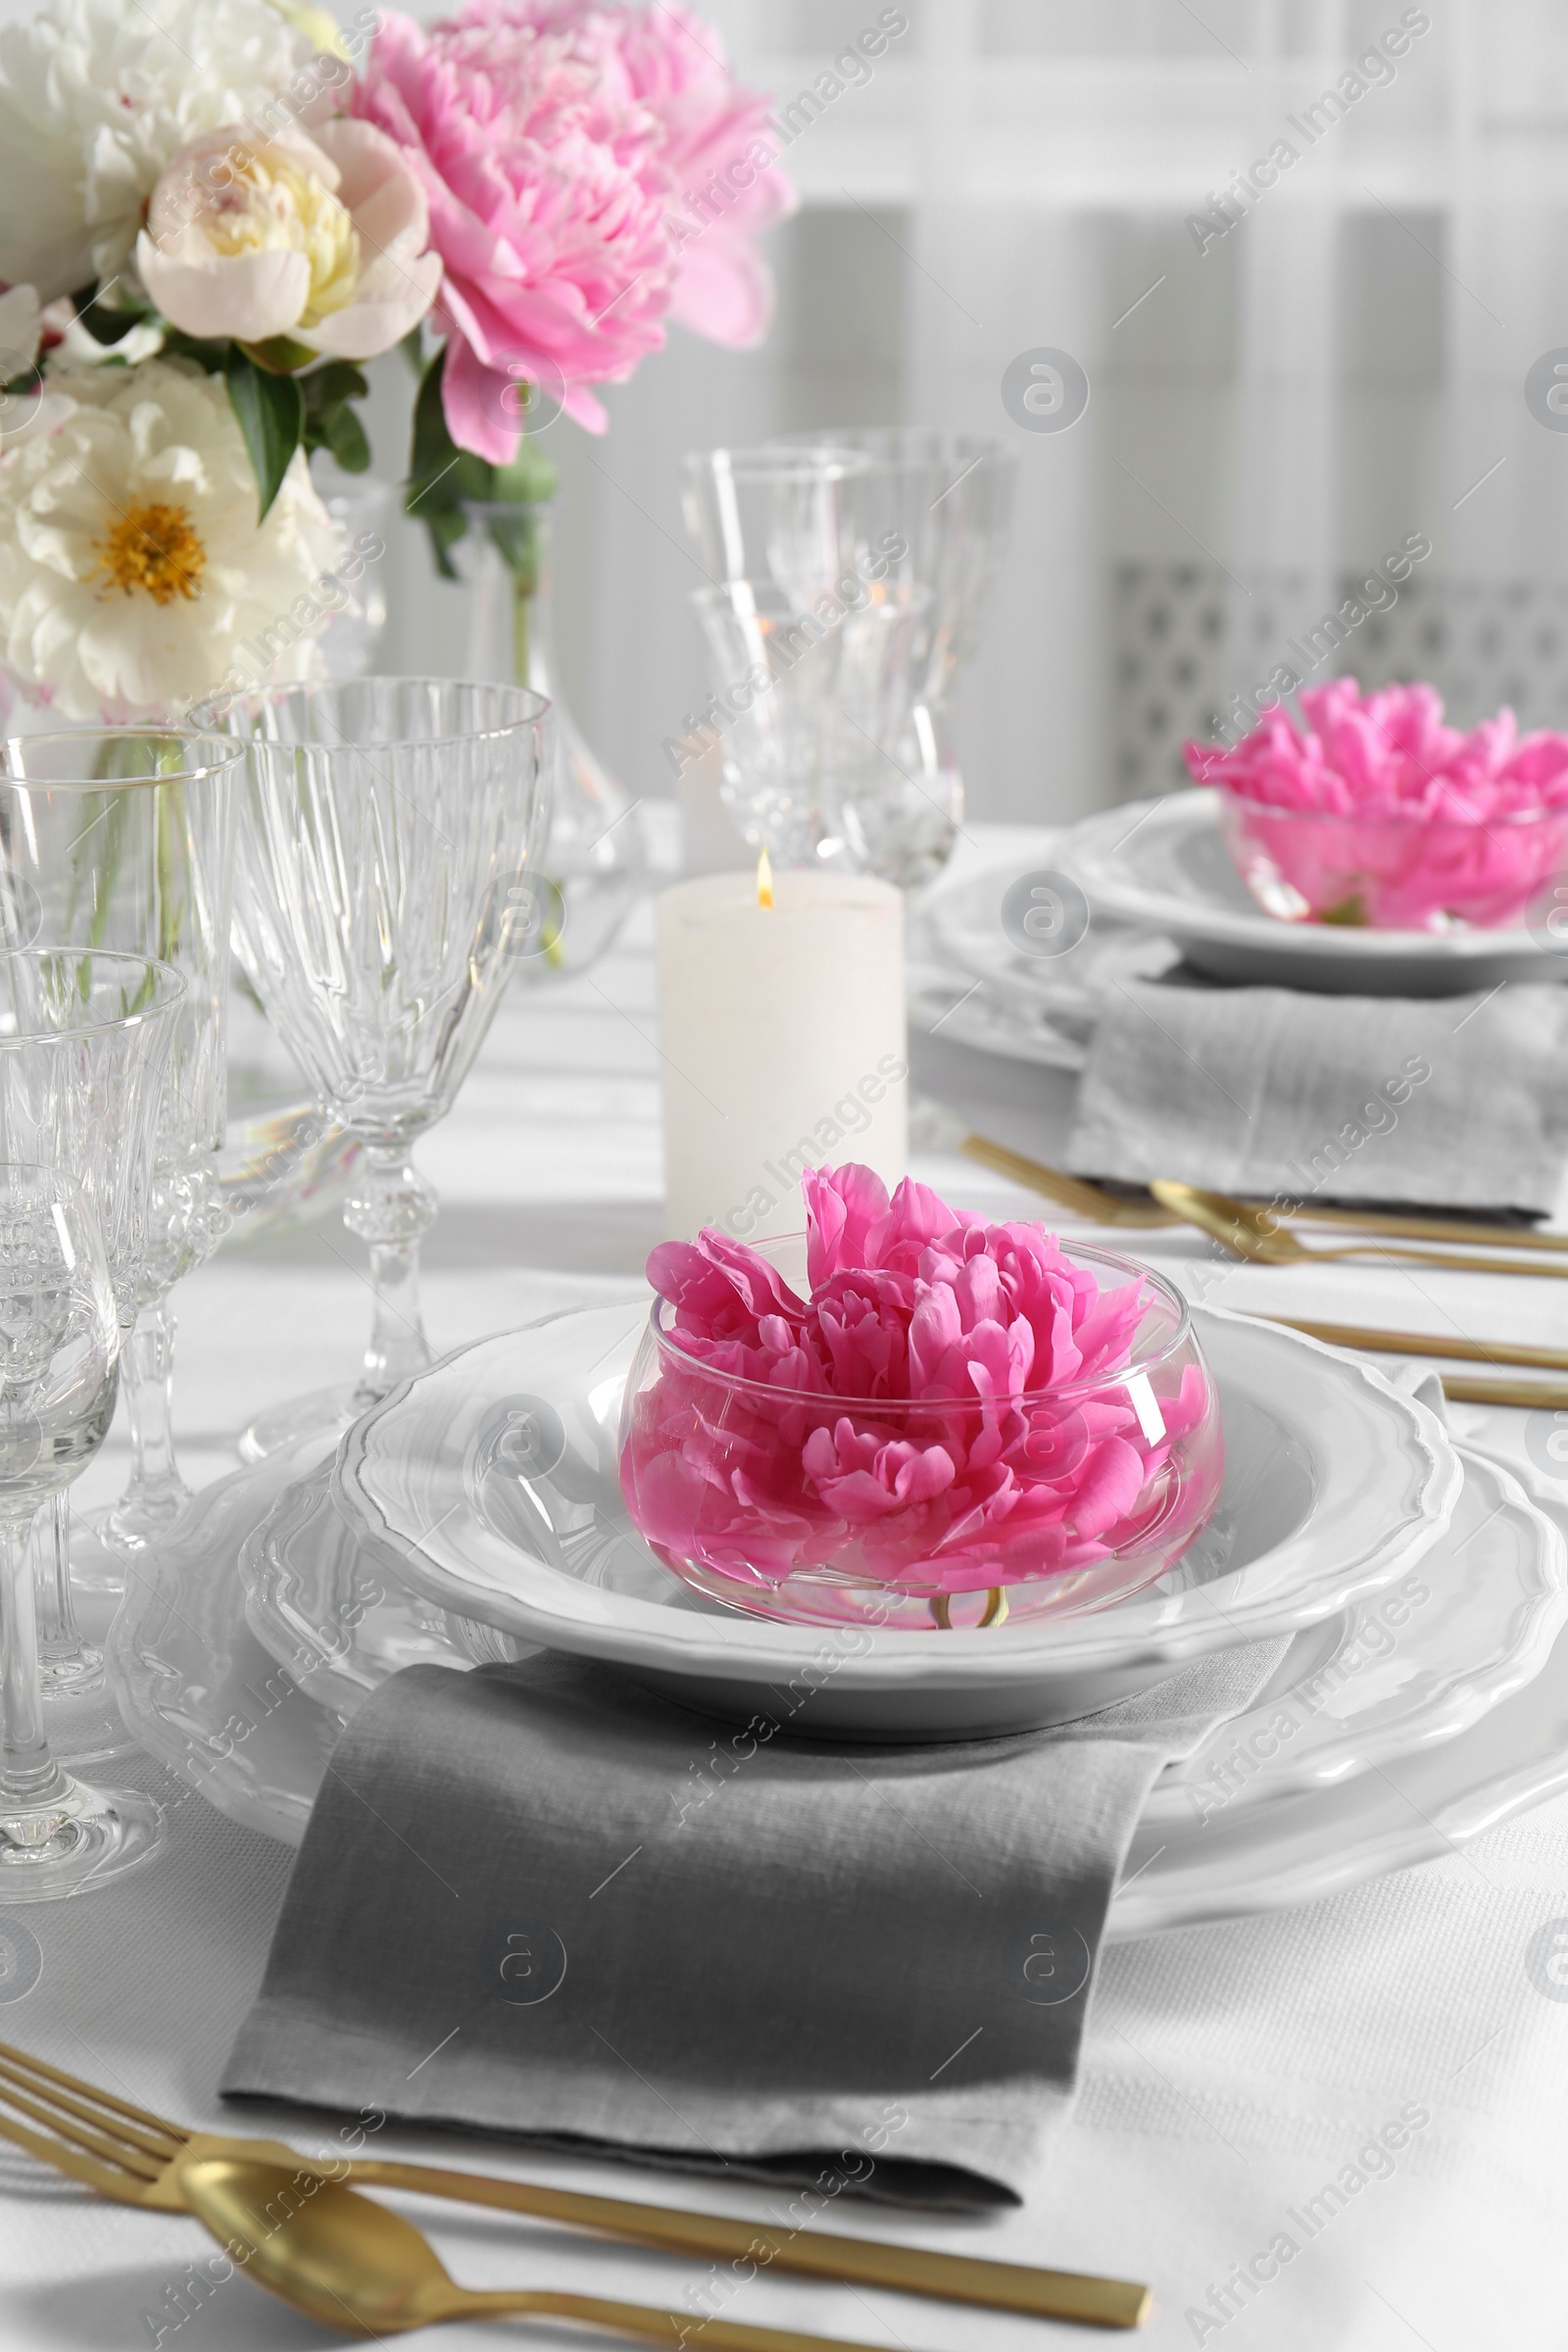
1064, 973, 1568, 1217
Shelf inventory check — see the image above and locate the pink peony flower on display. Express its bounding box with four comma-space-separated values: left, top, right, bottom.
1185, 679, 1568, 929
1186, 677, 1568, 819
352, 3, 792, 463
612, 0, 795, 347
621, 1165, 1220, 1608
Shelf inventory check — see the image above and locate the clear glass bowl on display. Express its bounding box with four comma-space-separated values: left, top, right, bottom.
1215, 789, 1568, 931
617, 1239, 1223, 1631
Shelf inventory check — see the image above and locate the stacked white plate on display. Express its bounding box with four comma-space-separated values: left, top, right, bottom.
909, 789, 1568, 1079
109, 1298, 1568, 1939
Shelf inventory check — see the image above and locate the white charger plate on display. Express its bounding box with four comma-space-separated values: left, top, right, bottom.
239, 1468, 531, 1708
107, 1432, 1568, 1941
1060, 788, 1568, 998
334, 1300, 1459, 1739
108, 1433, 348, 1846
244, 1439, 1564, 1815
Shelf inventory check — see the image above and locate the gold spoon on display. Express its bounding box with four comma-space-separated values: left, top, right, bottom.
1150, 1180, 1568, 1282
174, 2150, 1151, 2343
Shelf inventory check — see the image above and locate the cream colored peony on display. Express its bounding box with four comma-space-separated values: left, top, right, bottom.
138, 121, 440, 359
0, 0, 314, 300
0, 358, 339, 720
0, 285, 76, 451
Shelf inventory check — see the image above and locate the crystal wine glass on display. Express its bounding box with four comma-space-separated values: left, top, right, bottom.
0, 951, 183, 1761
771, 427, 1017, 809
0, 1169, 135, 1896
682, 447, 873, 610
690, 579, 946, 883
0, 729, 241, 1558
220, 679, 553, 1456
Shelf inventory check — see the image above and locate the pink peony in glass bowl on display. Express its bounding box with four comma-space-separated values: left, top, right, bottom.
617, 1168, 1223, 1631
1188, 678, 1568, 931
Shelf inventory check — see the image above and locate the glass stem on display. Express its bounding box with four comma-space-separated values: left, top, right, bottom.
343, 1142, 437, 1407
0, 1504, 68, 1819
513, 562, 532, 690
118, 1301, 186, 1522
32, 1494, 78, 1649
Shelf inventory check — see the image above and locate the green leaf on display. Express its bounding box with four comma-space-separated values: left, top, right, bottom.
159, 330, 229, 375
304, 361, 369, 415
405, 345, 557, 579
493, 432, 558, 507
321, 402, 370, 472
300, 361, 372, 471
66, 282, 147, 346
225, 345, 304, 522
241, 333, 317, 375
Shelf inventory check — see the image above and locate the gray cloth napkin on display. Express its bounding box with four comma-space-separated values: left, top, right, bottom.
224, 1641, 1287, 2209
1065, 972, 1568, 1215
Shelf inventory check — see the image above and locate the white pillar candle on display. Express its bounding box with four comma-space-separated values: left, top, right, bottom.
657, 867, 907, 1244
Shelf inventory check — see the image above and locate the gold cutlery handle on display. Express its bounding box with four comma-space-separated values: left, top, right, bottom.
458, 2287, 908, 2349
1440, 1374, 1568, 1408
959, 1136, 1174, 1227
1252, 1316, 1568, 1375
1285, 1202, 1568, 1253
1323, 1241, 1568, 1278
345, 2159, 1147, 2327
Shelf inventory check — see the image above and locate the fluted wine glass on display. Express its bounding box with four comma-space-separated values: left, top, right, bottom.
0, 951, 183, 1760
0, 1168, 136, 1897
0, 729, 240, 1557
220, 679, 552, 1456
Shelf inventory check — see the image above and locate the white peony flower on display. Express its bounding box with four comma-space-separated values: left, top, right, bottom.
0, 0, 315, 301
0, 357, 340, 720
137, 120, 440, 360
0, 284, 76, 450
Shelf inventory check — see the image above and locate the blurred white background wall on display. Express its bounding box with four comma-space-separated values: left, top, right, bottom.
8, 0, 1568, 821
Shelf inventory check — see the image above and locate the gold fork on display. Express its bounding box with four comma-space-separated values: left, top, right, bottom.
959, 1132, 1568, 1255
0, 2038, 1150, 2330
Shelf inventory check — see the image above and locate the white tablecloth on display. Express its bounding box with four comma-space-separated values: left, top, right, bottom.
6, 825, 1567, 2352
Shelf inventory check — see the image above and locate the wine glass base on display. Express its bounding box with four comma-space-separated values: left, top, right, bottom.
40, 1677, 140, 1770
99, 1483, 198, 1557
39, 1639, 104, 1697
0, 1782, 163, 1901
239, 1383, 368, 1464
66, 1506, 137, 1596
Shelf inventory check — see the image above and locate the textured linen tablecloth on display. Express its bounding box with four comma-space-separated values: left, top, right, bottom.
8, 825, 1568, 2351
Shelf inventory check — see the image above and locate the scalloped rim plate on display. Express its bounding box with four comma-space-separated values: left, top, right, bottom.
109, 1434, 1568, 1941
1060, 789, 1568, 991
332, 1299, 1460, 1734
245, 1440, 1564, 1813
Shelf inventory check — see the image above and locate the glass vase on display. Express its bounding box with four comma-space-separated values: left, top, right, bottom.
453, 500, 645, 976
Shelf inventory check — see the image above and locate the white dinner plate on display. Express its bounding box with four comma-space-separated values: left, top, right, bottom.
908, 874, 1177, 1069
243, 1438, 1565, 1816
335, 1300, 1459, 1739
107, 1431, 1568, 1942
1060, 789, 1568, 997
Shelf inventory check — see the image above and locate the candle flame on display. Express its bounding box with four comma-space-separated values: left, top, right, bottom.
756, 847, 774, 909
